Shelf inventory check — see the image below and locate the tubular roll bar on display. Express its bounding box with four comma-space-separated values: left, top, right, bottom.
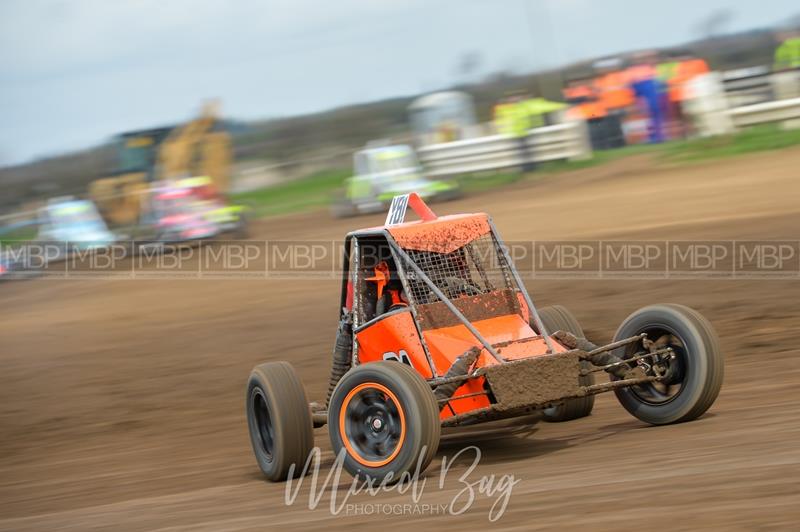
391, 241, 506, 363
487, 219, 557, 353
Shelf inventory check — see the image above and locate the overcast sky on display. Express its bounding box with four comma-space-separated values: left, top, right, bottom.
0, 0, 796, 165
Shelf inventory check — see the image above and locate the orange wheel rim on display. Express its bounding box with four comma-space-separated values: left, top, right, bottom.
338, 382, 406, 467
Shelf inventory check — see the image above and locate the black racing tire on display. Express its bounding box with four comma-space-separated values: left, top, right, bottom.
612, 304, 724, 425
328, 361, 440, 482
232, 212, 249, 239
246, 361, 314, 481
433, 185, 463, 202
536, 305, 596, 422
330, 192, 359, 218
330, 203, 357, 218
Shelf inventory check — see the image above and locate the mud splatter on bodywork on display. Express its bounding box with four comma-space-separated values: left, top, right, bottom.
388, 213, 490, 253
483, 352, 583, 410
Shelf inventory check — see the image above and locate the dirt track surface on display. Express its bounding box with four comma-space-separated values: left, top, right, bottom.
2, 150, 800, 530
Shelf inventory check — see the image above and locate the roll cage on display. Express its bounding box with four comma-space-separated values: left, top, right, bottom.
338, 193, 555, 378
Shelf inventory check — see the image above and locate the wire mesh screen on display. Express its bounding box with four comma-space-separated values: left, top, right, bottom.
402, 233, 514, 305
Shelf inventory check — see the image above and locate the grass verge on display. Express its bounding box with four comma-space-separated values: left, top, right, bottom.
232, 169, 350, 218
659, 124, 800, 163
232, 124, 800, 219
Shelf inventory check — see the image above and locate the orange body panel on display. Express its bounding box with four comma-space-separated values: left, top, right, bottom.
424, 315, 538, 366
350, 196, 569, 421
440, 377, 492, 418
432, 322, 566, 417
426, 316, 565, 417
355, 311, 434, 379
356, 307, 565, 418
387, 213, 490, 253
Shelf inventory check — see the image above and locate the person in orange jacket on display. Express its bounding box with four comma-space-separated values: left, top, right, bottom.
563, 76, 619, 150
592, 58, 631, 148
595, 69, 635, 113
669, 52, 710, 137
670, 54, 710, 101
564, 82, 607, 121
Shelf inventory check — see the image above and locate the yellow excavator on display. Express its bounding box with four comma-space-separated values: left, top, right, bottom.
89, 101, 231, 227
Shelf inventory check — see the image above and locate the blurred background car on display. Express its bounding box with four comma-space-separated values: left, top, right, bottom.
174, 176, 248, 238
331, 144, 461, 217
147, 185, 220, 243
37, 197, 119, 253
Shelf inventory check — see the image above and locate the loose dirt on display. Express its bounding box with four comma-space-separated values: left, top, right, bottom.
2, 149, 799, 530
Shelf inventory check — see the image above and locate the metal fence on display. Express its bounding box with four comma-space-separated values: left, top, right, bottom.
720, 69, 800, 128
728, 97, 800, 127
722, 66, 774, 107
416, 121, 592, 177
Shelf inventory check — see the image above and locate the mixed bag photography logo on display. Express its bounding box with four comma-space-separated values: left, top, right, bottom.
283, 445, 519, 522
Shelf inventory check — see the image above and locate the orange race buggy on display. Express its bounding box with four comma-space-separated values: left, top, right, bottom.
246, 193, 724, 482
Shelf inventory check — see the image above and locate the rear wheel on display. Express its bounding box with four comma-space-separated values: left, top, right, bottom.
613, 304, 724, 425
232, 211, 249, 238
433, 184, 463, 202
330, 200, 357, 218
536, 305, 595, 422
328, 362, 440, 482
246, 361, 314, 481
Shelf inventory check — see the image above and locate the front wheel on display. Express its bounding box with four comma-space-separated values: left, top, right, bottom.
328, 362, 440, 482
613, 304, 724, 425
246, 361, 314, 481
